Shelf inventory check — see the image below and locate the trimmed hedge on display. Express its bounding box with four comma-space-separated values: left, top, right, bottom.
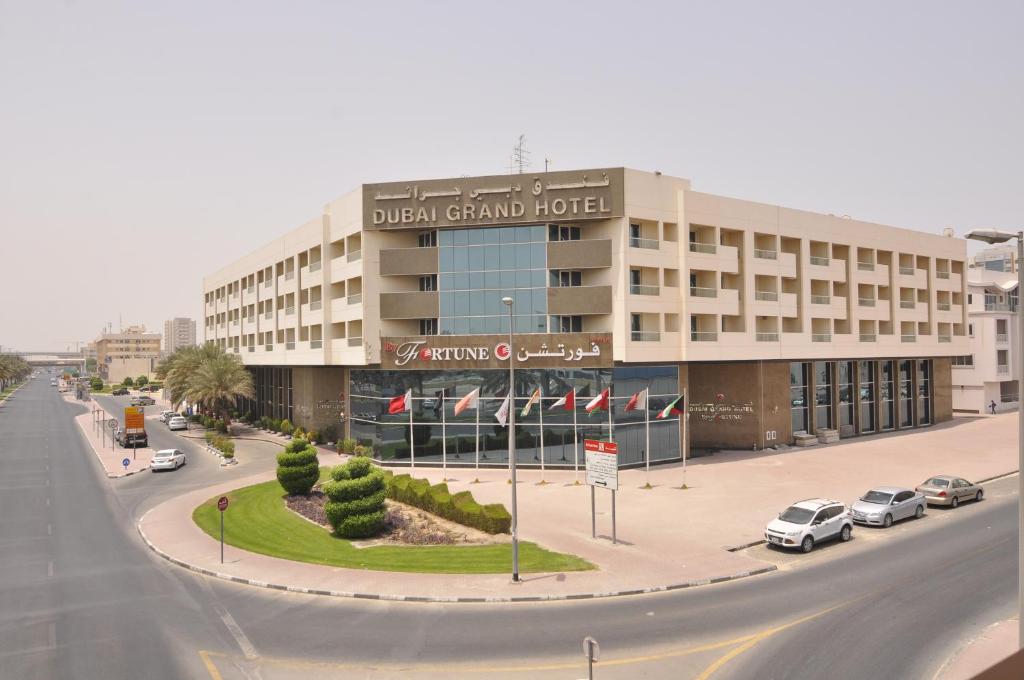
387, 474, 511, 535
204, 432, 235, 456
276, 438, 318, 495
322, 458, 387, 538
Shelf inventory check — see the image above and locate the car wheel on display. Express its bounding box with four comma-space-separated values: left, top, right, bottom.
951, 496, 959, 508
975, 490, 983, 502
914, 505, 924, 519
840, 525, 852, 542
800, 535, 814, 553
883, 514, 893, 528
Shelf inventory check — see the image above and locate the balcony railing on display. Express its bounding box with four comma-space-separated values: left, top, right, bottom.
899, 266, 915, 275
264, 279, 272, 288
901, 334, 917, 342
858, 298, 876, 307
1001, 393, 1018, 403
264, 310, 272, 319
937, 302, 951, 311
264, 343, 273, 351
347, 250, 362, 262
755, 291, 778, 301
998, 365, 1010, 374
859, 333, 877, 342
756, 332, 779, 342
688, 242, 716, 255
857, 262, 875, 271
629, 237, 659, 250
631, 331, 661, 342
811, 295, 831, 305
231, 347, 238, 353
754, 249, 778, 260
247, 346, 255, 352
985, 303, 1015, 312
938, 335, 952, 343
310, 300, 322, 311
690, 331, 718, 342
630, 284, 660, 296
347, 293, 362, 305
347, 336, 363, 346
900, 300, 915, 309
309, 260, 321, 273
937, 271, 950, 279
310, 340, 322, 349
811, 333, 832, 342
285, 306, 295, 315
810, 255, 830, 266
997, 333, 1009, 343
285, 271, 295, 281
246, 287, 255, 295
285, 342, 295, 350
689, 286, 717, 298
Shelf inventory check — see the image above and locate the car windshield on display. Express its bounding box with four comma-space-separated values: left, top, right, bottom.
860, 491, 893, 504
155, 452, 174, 458
779, 507, 815, 524
923, 478, 949, 487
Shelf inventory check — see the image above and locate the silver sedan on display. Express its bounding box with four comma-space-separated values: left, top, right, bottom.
850, 486, 926, 527
915, 475, 983, 507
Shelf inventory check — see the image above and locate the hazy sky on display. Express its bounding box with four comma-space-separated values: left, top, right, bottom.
2, 1, 1021, 351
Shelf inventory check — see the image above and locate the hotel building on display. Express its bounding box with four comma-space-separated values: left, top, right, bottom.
203, 168, 968, 467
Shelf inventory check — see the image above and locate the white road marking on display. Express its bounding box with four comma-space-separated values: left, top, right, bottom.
47, 561, 53, 577
47, 524, 52, 536
47, 622, 56, 650
45, 498, 50, 507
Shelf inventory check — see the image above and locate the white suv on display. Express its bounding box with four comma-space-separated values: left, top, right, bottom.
765, 498, 853, 553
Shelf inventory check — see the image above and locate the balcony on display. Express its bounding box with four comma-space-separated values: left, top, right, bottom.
284, 271, 295, 281
285, 342, 295, 350
811, 295, 831, 305
310, 300, 322, 311
998, 365, 1010, 374
347, 293, 362, 305
309, 260, 321, 273
347, 250, 362, 262
859, 334, 877, 342
631, 331, 661, 342
810, 256, 830, 267
629, 237, 659, 250
937, 302, 951, 311
310, 340, 323, 349
754, 249, 777, 260
899, 266, 915, 276
548, 285, 613, 315
688, 242, 716, 255
380, 291, 439, 319
938, 335, 952, 343
347, 337, 363, 347
690, 286, 717, 298
263, 310, 272, 320
811, 333, 832, 342
379, 247, 438, 276
997, 333, 1009, 343
858, 298, 876, 307
901, 334, 916, 342
264, 343, 273, 351
899, 300, 915, 309
548, 239, 612, 269
755, 291, 778, 302
756, 332, 779, 342
690, 331, 718, 342
630, 284, 660, 296
285, 306, 295, 316
985, 302, 1014, 312
857, 262, 875, 271
936, 271, 950, 280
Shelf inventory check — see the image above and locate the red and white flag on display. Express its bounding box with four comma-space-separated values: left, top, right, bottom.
585, 388, 610, 414
624, 388, 648, 412
388, 388, 412, 415
549, 388, 576, 411
453, 388, 480, 416
495, 392, 511, 426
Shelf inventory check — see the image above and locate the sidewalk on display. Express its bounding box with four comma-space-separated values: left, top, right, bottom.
138, 412, 1020, 601
939, 618, 1018, 679
73, 409, 150, 477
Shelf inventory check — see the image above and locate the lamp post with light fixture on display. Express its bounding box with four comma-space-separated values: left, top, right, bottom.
965, 228, 1024, 648
501, 296, 520, 582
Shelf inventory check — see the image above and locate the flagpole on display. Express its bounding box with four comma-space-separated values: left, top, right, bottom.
409, 399, 415, 470
441, 392, 447, 481
538, 396, 546, 485
644, 387, 652, 489
607, 388, 614, 442
474, 395, 480, 483
573, 390, 579, 485
681, 387, 689, 490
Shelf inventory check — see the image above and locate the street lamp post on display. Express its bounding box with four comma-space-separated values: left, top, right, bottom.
501, 296, 520, 582
965, 228, 1024, 649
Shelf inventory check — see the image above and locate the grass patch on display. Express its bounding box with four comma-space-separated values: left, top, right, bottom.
192, 470, 594, 574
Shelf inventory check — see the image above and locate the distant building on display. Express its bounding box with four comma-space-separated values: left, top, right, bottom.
95, 325, 162, 384
969, 243, 1018, 274
164, 317, 197, 353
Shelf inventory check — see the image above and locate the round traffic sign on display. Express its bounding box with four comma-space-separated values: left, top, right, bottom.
108, 419, 117, 429
121, 458, 131, 468
217, 497, 229, 512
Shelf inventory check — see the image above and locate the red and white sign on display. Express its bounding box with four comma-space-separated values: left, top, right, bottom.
584, 439, 618, 454
217, 496, 229, 512
584, 439, 618, 490
494, 342, 511, 361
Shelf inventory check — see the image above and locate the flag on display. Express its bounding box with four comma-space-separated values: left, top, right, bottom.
388, 388, 412, 415
624, 388, 648, 412
585, 388, 610, 414
521, 388, 541, 417
495, 392, 511, 426
433, 389, 446, 417
453, 388, 479, 416
549, 388, 575, 411
656, 395, 684, 419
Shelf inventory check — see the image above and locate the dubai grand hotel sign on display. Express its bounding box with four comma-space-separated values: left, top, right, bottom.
363, 168, 625, 230
381, 333, 612, 370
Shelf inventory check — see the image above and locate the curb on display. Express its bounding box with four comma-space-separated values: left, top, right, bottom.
135, 508, 777, 604
977, 470, 1019, 484
109, 466, 150, 479
0, 380, 28, 405
73, 416, 150, 479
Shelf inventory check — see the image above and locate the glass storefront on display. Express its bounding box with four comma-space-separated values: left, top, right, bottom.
790, 362, 809, 433
858, 361, 875, 433
814, 361, 833, 431
349, 365, 680, 468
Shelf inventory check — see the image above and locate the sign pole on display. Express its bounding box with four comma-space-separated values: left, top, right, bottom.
573, 390, 579, 485
474, 399, 480, 482
591, 485, 596, 538
644, 386, 652, 489
538, 397, 546, 485
409, 401, 415, 470
441, 393, 447, 481
682, 387, 689, 489
217, 496, 229, 563
612, 489, 617, 545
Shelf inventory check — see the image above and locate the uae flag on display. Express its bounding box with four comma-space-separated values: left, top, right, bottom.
656, 395, 685, 419
624, 388, 648, 412
521, 388, 541, 417
453, 388, 479, 416
585, 388, 610, 414
388, 389, 412, 415
549, 388, 576, 411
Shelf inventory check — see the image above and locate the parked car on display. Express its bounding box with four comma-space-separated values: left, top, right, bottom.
167, 416, 188, 431
159, 410, 177, 423
114, 427, 148, 448
915, 475, 983, 507
150, 449, 187, 471
765, 498, 853, 553
131, 396, 155, 406
851, 487, 925, 527
49, 379, 57, 386
112, 387, 130, 396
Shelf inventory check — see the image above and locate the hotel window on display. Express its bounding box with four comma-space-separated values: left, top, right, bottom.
859, 361, 876, 433
550, 315, 582, 332
549, 225, 581, 242
968, 294, 973, 305
951, 355, 974, 367
899, 360, 914, 427
880, 361, 895, 431
814, 361, 833, 430
917, 360, 932, 425
438, 225, 548, 334
550, 270, 582, 287
418, 231, 437, 248
631, 314, 642, 333
837, 361, 854, 429
419, 319, 438, 335
790, 362, 810, 434
419, 275, 437, 292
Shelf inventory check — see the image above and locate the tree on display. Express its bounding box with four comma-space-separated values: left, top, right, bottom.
122, 376, 134, 387
90, 377, 103, 391
136, 375, 148, 387
186, 351, 255, 423
323, 457, 386, 538
156, 344, 223, 410
276, 438, 319, 495
0, 354, 30, 390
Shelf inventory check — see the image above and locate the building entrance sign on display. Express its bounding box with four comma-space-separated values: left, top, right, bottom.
380, 333, 612, 370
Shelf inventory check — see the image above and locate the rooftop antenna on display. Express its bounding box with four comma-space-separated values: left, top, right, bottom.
545, 157, 552, 172
509, 134, 531, 174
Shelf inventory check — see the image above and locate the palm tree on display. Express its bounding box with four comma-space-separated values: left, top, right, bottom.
185, 351, 255, 422
0, 354, 30, 391
156, 344, 222, 409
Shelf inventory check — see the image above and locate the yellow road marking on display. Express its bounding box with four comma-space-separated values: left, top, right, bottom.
199, 650, 224, 680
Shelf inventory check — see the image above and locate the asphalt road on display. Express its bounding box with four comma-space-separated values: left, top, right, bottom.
1, 373, 1017, 679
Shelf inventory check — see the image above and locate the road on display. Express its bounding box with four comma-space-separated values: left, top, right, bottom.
0, 373, 1017, 679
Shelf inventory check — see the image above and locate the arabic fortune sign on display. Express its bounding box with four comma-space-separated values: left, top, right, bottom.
380, 333, 612, 370
363, 168, 624, 230
584, 439, 618, 491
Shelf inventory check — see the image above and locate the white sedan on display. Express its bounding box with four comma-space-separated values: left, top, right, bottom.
150, 449, 187, 471
167, 416, 188, 431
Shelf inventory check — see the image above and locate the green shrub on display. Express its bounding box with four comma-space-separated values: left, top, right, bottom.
293, 426, 305, 440
136, 375, 148, 387
323, 458, 387, 538
306, 429, 319, 444
276, 448, 317, 468
353, 444, 372, 457
320, 425, 337, 443
122, 377, 134, 387
271, 418, 282, 432
89, 377, 103, 391
386, 474, 511, 534
215, 419, 228, 434
280, 419, 294, 436
276, 438, 318, 495
222, 450, 234, 459
339, 438, 357, 454
259, 415, 269, 429
189, 414, 201, 423
218, 439, 235, 455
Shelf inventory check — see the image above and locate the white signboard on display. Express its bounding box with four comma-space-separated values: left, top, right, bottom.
584, 439, 618, 491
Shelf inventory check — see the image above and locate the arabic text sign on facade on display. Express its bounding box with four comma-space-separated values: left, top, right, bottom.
380, 333, 612, 370
584, 439, 618, 491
